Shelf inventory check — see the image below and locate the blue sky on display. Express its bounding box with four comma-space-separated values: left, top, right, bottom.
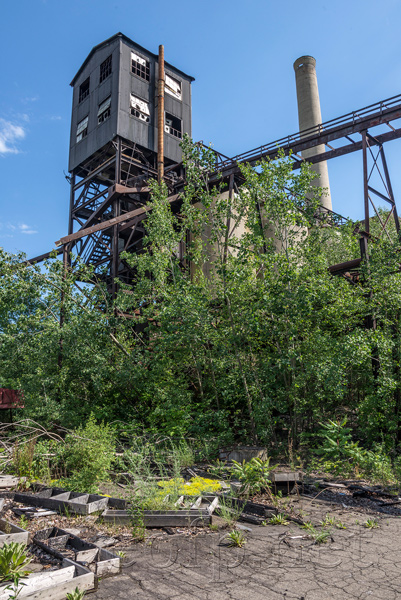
1, 0, 401, 258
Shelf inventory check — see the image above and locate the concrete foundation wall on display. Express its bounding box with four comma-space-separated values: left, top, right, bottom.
190, 191, 248, 282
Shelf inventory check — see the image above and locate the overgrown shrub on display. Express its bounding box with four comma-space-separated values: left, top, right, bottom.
3, 142, 401, 456
63, 415, 115, 492
231, 457, 271, 496
315, 419, 396, 483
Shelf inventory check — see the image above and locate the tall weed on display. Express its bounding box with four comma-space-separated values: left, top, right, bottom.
63, 415, 116, 492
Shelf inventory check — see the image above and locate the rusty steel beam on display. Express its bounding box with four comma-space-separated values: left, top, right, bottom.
362, 132, 369, 234
73, 188, 109, 213
290, 126, 401, 169
55, 193, 180, 247
73, 156, 116, 191
77, 183, 150, 231
158, 44, 165, 183
109, 183, 150, 197
380, 145, 400, 234
24, 248, 64, 265
213, 95, 401, 180
119, 215, 146, 233
368, 185, 392, 205
328, 258, 362, 274
75, 191, 112, 228
120, 152, 157, 173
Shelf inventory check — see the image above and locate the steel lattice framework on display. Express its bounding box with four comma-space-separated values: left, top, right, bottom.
27, 93, 401, 291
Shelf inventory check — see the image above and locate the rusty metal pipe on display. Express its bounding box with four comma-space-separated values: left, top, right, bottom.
158, 45, 165, 183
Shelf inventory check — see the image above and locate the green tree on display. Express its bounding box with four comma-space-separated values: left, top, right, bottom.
1, 138, 401, 456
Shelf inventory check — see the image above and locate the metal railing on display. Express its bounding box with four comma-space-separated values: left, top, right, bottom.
218, 93, 401, 170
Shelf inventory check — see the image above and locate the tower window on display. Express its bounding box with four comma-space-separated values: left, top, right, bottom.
165, 74, 182, 100
99, 55, 112, 83
165, 112, 182, 139
98, 96, 111, 124
131, 51, 150, 82
76, 116, 89, 143
130, 94, 150, 123
79, 77, 90, 103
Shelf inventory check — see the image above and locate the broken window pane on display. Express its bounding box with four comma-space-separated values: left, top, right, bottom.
76, 116, 89, 143
131, 51, 150, 82
130, 94, 150, 123
165, 74, 182, 100
79, 77, 90, 103
165, 112, 182, 139
98, 96, 111, 124
100, 55, 112, 83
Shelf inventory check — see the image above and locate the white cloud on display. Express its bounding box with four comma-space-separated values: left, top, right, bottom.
0, 222, 38, 236
19, 223, 38, 235
0, 119, 26, 155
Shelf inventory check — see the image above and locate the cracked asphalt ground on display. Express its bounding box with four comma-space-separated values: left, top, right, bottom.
93, 496, 401, 600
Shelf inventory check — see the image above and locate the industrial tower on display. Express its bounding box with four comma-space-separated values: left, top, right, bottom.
66, 33, 194, 293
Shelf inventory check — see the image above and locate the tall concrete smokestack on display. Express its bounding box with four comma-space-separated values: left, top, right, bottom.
293, 56, 332, 211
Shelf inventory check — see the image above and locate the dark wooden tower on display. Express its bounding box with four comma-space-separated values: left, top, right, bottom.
66, 33, 194, 292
